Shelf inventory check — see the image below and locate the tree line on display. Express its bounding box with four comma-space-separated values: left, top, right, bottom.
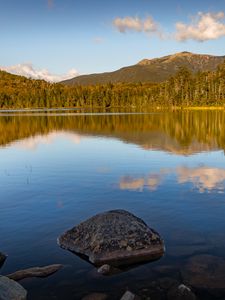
0, 60, 225, 109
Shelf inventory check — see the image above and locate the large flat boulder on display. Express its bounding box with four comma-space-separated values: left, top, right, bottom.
58, 210, 164, 267
0, 276, 27, 300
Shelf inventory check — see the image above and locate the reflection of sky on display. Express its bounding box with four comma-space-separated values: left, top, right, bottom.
1, 130, 225, 278
12, 131, 82, 151
120, 174, 162, 192
1, 131, 225, 196
177, 166, 225, 193
120, 166, 225, 194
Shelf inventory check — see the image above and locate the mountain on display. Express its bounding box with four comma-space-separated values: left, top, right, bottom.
62, 52, 225, 86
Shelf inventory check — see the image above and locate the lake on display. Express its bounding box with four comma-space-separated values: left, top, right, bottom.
0, 110, 225, 299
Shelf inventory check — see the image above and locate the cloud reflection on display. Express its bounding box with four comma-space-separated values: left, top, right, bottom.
119, 166, 225, 194
120, 176, 145, 191
15, 131, 81, 151
177, 166, 225, 193
120, 174, 162, 192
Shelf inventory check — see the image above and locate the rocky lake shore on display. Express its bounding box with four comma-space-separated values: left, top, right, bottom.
1, 211, 225, 299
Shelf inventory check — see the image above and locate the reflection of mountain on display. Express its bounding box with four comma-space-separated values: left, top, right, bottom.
0, 111, 225, 155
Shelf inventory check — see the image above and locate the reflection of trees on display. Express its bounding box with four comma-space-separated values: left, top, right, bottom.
0, 111, 225, 154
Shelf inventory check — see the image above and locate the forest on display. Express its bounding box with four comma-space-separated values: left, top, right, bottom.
0, 60, 225, 109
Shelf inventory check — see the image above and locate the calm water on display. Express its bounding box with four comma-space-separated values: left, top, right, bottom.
0, 111, 225, 299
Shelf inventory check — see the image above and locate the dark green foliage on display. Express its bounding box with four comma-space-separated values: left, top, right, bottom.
0, 60, 225, 109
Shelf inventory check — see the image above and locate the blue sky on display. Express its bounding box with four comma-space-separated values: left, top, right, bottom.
1, 0, 225, 81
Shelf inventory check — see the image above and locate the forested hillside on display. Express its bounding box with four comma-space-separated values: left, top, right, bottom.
62, 52, 225, 85
0, 60, 225, 109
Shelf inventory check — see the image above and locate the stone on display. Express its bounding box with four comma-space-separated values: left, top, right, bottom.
97, 264, 111, 275
0, 252, 7, 269
120, 291, 136, 300
181, 254, 225, 290
6, 264, 63, 281
0, 276, 27, 300
97, 264, 121, 275
58, 210, 164, 267
81, 292, 108, 300
167, 284, 196, 300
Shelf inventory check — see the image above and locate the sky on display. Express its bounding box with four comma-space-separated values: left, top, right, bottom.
1, 0, 225, 81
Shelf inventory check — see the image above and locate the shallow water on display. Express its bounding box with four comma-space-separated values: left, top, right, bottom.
0, 111, 225, 299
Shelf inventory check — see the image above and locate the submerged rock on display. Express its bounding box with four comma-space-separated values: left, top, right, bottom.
97, 264, 121, 275
182, 254, 225, 290
120, 291, 137, 300
97, 264, 111, 275
0, 252, 7, 269
81, 293, 108, 300
167, 284, 196, 300
6, 264, 63, 281
0, 276, 27, 300
58, 210, 164, 267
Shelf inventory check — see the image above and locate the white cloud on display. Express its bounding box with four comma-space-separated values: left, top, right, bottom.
0, 63, 79, 82
113, 16, 159, 34
175, 12, 225, 42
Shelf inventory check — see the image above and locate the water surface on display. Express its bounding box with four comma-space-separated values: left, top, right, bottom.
0, 111, 225, 299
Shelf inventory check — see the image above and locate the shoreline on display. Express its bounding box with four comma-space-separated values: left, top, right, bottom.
0, 106, 225, 113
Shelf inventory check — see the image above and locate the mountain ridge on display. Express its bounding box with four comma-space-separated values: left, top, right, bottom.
62, 51, 225, 86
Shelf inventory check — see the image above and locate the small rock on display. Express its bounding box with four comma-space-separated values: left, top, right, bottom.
167, 284, 196, 300
0, 252, 7, 268
0, 276, 27, 300
58, 210, 164, 267
97, 264, 111, 275
120, 291, 136, 300
7, 264, 63, 281
178, 284, 191, 293
81, 292, 108, 300
97, 264, 121, 275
